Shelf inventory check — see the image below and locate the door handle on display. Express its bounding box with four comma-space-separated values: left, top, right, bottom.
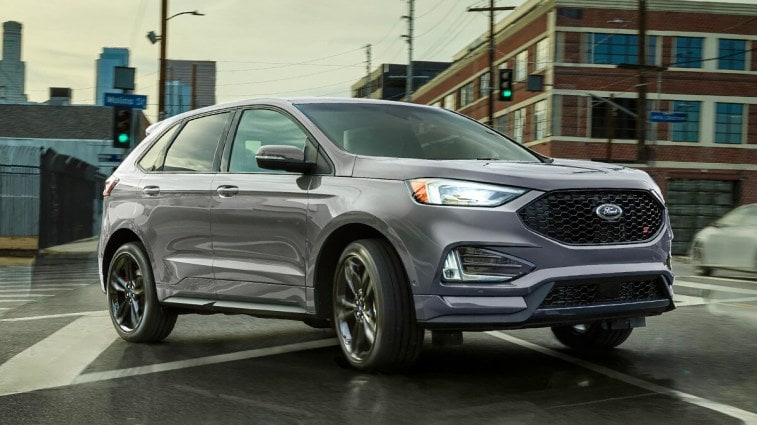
142, 186, 160, 196
217, 185, 239, 198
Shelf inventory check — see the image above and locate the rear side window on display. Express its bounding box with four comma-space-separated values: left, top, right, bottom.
163, 112, 231, 172
138, 125, 179, 171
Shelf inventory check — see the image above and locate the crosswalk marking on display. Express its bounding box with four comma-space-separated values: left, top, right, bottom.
0, 312, 118, 397
0, 294, 54, 298
675, 279, 757, 295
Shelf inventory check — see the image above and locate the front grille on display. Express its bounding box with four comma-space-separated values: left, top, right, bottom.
539, 277, 666, 309
517, 190, 664, 245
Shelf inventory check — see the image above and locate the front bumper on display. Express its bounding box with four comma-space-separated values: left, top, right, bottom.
413, 262, 674, 330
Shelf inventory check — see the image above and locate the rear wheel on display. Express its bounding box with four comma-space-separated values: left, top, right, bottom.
333, 239, 423, 371
551, 323, 632, 351
106, 242, 177, 342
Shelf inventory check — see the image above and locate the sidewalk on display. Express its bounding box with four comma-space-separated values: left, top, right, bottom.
39, 236, 99, 255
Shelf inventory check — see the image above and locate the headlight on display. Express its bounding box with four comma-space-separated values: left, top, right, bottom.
408, 178, 526, 207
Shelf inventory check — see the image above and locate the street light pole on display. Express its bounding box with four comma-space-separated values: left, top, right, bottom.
158, 0, 167, 121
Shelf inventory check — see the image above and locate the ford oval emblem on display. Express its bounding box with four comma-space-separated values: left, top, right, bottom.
596, 203, 623, 221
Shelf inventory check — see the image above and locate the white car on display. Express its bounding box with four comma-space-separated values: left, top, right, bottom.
690, 204, 757, 275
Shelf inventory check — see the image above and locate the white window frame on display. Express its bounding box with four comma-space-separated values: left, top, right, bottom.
534, 100, 548, 140
514, 108, 525, 143
515, 50, 528, 81
535, 38, 549, 71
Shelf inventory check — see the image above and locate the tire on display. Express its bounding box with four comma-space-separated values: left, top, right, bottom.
332, 239, 423, 371
551, 323, 632, 351
106, 242, 177, 342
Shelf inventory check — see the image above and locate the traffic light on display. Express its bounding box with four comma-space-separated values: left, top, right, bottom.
498, 69, 514, 101
112, 107, 133, 148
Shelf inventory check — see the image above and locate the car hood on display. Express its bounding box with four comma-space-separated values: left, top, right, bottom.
351, 157, 659, 192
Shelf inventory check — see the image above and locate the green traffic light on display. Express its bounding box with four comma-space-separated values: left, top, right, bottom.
503, 89, 512, 97
118, 133, 130, 144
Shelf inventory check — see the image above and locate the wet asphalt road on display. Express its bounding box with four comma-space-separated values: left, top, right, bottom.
0, 254, 755, 425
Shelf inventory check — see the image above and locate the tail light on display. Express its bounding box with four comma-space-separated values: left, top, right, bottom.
103, 176, 119, 197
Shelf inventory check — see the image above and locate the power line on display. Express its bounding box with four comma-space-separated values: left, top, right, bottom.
216, 62, 363, 86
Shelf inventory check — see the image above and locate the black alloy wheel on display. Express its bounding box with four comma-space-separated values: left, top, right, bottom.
106, 242, 176, 342
333, 239, 423, 371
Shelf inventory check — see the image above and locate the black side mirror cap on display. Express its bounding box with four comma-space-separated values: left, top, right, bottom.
256, 145, 313, 173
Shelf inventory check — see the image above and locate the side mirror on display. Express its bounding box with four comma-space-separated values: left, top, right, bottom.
256, 145, 313, 173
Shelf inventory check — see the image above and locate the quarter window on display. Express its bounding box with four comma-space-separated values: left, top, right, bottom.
163, 112, 231, 172
229, 109, 309, 173
138, 124, 179, 171
715, 103, 743, 144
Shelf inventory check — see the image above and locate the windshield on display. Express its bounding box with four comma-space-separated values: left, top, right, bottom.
295, 102, 541, 162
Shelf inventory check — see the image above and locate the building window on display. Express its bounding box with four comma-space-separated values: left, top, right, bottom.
715, 103, 743, 144
673, 37, 703, 68
460, 82, 474, 107
494, 115, 507, 134
590, 97, 637, 139
534, 100, 548, 140
479, 72, 490, 99
515, 50, 528, 80
444, 93, 456, 110
513, 108, 525, 143
718, 39, 747, 70
535, 38, 550, 71
670, 101, 700, 142
590, 34, 657, 65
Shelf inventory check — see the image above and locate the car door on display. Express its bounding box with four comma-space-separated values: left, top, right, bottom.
138, 111, 231, 298
211, 108, 311, 311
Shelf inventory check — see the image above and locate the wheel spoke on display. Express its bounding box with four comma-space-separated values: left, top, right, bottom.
344, 258, 361, 295
363, 318, 376, 346
111, 276, 128, 292
351, 320, 365, 353
115, 302, 128, 324
130, 302, 140, 328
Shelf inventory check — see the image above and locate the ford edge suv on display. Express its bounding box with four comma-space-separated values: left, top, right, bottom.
98, 98, 675, 371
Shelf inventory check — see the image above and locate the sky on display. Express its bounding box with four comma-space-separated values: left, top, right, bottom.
2, 0, 753, 120
1, 0, 510, 119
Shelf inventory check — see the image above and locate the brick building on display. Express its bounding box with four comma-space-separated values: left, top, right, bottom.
410, 0, 757, 254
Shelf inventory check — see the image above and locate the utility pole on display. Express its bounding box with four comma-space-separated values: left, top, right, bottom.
365, 44, 372, 99
636, 0, 647, 163
158, 0, 167, 120
468, 2, 516, 127
401, 0, 414, 101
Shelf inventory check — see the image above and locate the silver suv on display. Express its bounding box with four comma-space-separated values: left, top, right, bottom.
98, 98, 675, 371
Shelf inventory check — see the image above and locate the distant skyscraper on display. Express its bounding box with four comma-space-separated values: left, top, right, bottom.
164, 59, 216, 116
95, 48, 129, 106
0, 21, 28, 103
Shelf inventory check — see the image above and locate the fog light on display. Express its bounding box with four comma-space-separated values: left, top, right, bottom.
442, 247, 534, 283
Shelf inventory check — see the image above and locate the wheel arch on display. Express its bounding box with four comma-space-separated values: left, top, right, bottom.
100, 228, 144, 292
312, 223, 410, 320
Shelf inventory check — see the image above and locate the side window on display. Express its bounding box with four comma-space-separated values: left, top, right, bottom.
229, 109, 308, 173
137, 125, 179, 171
163, 112, 231, 172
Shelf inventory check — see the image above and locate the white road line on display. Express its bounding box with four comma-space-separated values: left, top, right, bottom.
675, 279, 757, 296
0, 310, 106, 322
487, 331, 757, 424
0, 294, 53, 298
0, 288, 70, 293
73, 338, 339, 386
0, 300, 34, 303
679, 275, 757, 284
0, 312, 117, 397
0, 284, 89, 290
674, 295, 757, 307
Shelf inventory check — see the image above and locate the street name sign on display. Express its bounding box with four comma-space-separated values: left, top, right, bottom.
649, 111, 687, 123
104, 93, 147, 110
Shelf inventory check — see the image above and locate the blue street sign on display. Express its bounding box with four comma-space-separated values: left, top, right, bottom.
98, 153, 124, 163
103, 93, 148, 110
649, 111, 687, 123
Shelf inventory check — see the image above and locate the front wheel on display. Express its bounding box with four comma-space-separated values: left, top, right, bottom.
333, 239, 423, 371
106, 242, 177, 342
551, 323, 632, 351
